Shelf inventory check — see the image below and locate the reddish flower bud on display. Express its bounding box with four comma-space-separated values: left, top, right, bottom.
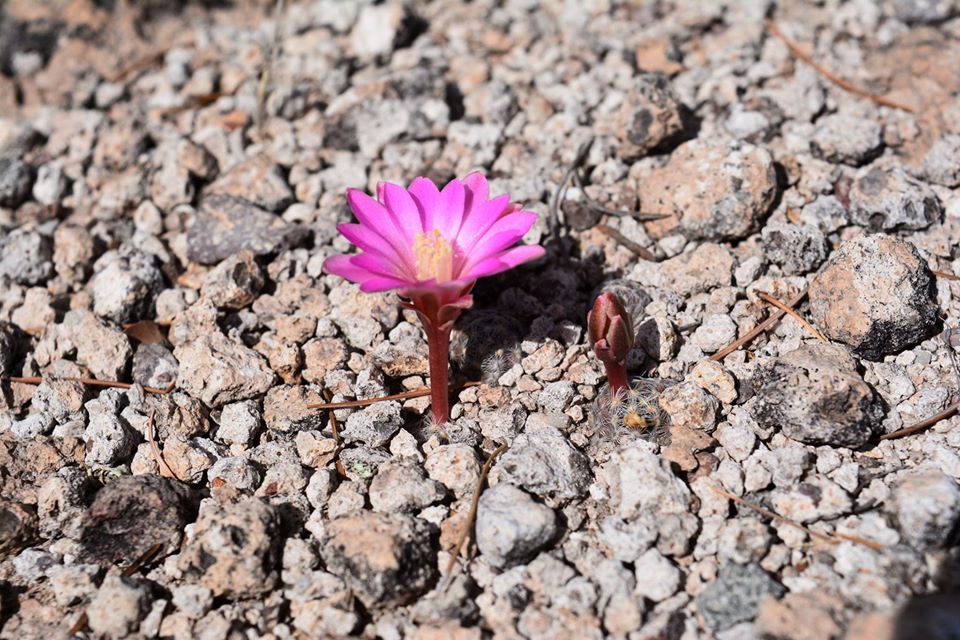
588, 292, 634, 367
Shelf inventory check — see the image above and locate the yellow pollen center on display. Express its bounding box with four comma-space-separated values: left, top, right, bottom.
412, 230, 454, 282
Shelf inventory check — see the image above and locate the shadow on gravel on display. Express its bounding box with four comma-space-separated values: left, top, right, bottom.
893, 549, 960, 640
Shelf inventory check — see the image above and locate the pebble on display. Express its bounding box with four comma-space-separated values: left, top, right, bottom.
424, 444, 481, 499
368, 458, 445, 513
0, 156, 33, 208
761, 222, 828, 275
633, 548, 681, 602
86, 576, 153, 638
809, 235, 940, 359
493, 422, 592, 506
640, 140, 778, 241
217, 400, 263, 447
891, 468, 960, 550
321, 511, 438, 607
174, 332, 276, 406
132, 343, 178, 389
689, 359, 737, 404
692, 314, 738, 354
207, 155, 294, 212
750, 344, 883, 447
341, 400, 404, 447
188, 194, 308, 265
810, 113, 882, 165
697, 562, 785, 632
611, 73, 687, 158
658, 381, 719, 432
0, 229, 53, 285
475, 483, 558, 569
922, 134, 960, 187
659, 243, 734, 296
78, 475, 193, 564
89, 249, 165, 323
200, 250, 265, 309
846, 167, 942, 231
178, 498, 281, 598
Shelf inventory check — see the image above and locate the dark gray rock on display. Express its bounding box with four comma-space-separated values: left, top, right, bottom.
0, 157, 33, 208
750, 344, 884, 448
341, 400, 403, 448
809, 235, 940, 359
847, 167, 942, 231
761, 222, 828, 275
0, 322, 23, 377
0, 229, 53, 285
697, 563, 785, 631
476, 483, 557, 568
78, 475, 194, 564
188, 195, 307, 265
321, 512, 438, 608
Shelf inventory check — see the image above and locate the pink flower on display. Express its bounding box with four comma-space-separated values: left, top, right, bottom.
323, 174, 544, 424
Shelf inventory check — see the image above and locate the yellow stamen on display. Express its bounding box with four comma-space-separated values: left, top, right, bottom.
413, 230, 454, 282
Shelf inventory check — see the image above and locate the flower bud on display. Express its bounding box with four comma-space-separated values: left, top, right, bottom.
588, 292, 634, 366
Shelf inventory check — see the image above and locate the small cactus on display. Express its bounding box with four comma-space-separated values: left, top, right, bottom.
590, 379, 670, 445
588, 292, 634, 393
450, 309, 523, 383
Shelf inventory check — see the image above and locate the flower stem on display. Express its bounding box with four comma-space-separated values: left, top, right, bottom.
425, 322, 452, 425
605, 362, 629, 396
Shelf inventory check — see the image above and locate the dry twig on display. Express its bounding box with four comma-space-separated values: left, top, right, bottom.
596, 224, 658, 262
4, 376, 175, 396
756, 291, 826, 343
710, 485, 884, 551
932, 269, 960, 281
878, 402, 960, 441
765, 19, 916, 113
711, 289, 809, 361
145, 412, 176, 479
307, 381, 481, 410
444, 442, 508, 583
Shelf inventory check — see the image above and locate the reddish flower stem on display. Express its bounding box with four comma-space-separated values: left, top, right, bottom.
425, 322, 453, 425
604, 362, 629, 396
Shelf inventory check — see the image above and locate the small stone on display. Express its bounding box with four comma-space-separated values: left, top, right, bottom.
32, 164, 66, 206
636, 316, 679, 361
886, 0, 958, 23
891, 469, 960, 550
188, 194, 307, 265
200, 251, 264, 309
48, 564, 100, 607
809, 235, 939, 359
178, 498, 281, 599
798, 195, 849, 233
217, 400, 263, 447
846, 167, 942, 231
0, 157, 33, 208
659, 243, 734, 296
86, 576, 152, 638
208, 456, 262, 494
811, 114, 882, 165
174, 332, 276, 407
475, 484, 557, 568
633, 548, 681, 602
692, 314, 738, 354
89, 249, 165, 324
494, 421, 592, 506
750, 343, 883, 447
612, 73, 686, 158
78, 475, 193, 564
424, 444, 480, 499
58, 310, 133, 380
207, 155, 294, 212
0, 502, 37, 557
171, 584, 213, 619
689, 359, 737, 404
321, 511, 438, 607
350, 2, 422, 58
770, 477, 853, 523
658, 381, 718, 431
10, 288, 54, 337
0, 229, 53, 285
369, 458, 445, 513
697, 563, 785, 632
263, 385, 325, 433
640, 140, 778, 241
761, 223, 828, 275
132, 343, 178, 390
342, 400, 404, 447
83, 411, 138, 466
922, 134, 960, 187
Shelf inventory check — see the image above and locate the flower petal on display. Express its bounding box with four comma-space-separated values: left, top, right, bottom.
351, 252, 407, 279
407, 177, 441, 232
455, 193, 511, 251
382, 182, 424, 243
359, 274, 418, 292
347, 187, 416, 266
460, 211, 538, 273
433, 178, 466, 239
462, 244, 545, 280
323, 254, 377, 284
337, 223, 413, 277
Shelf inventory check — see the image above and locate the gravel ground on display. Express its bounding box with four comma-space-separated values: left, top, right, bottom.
1, 0, 960, 638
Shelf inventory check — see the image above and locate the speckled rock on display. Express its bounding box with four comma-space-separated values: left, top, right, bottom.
611, 73, 687, 158
640, 140, 778, 240
891, 469, 960, 550
697, 562, 785, 632
846, 167, 942, 231
493, 422, 592, 506
475, 483, 558, 568
809, 235, 939, 359
811, 113, 882, 165
200, 250, 265, 309
922, 134, 960, 187
175, 332, 276, 406
89, 249, 166, 324
750, 344, 884, 447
